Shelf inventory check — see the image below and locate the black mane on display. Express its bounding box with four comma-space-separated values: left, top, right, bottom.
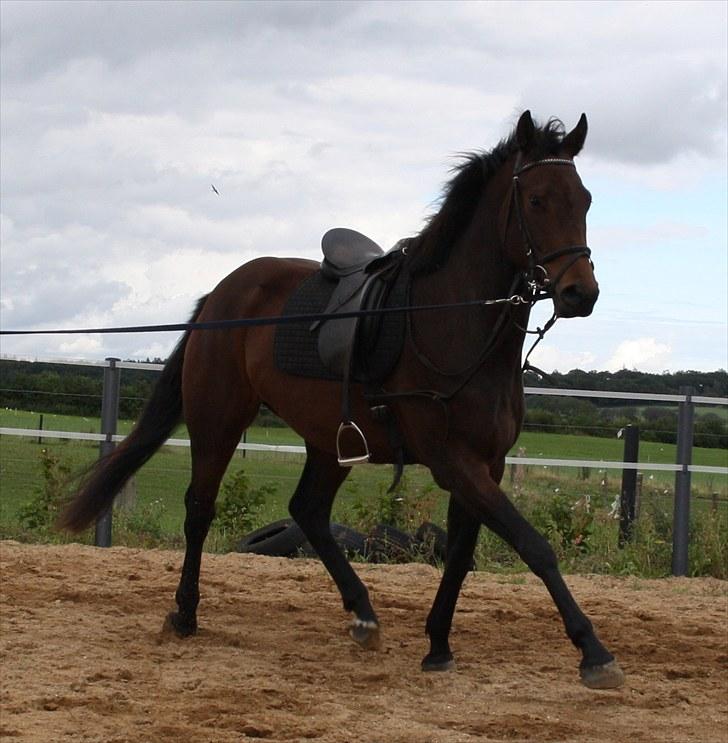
406, 117, 567, 275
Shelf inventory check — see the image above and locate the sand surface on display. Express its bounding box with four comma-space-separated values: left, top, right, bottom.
1, 541, 726, 743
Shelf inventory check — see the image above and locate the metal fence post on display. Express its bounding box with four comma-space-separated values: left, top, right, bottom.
94, 357, 121, 547
618, 425, 640, 547
671, 386, 695, 576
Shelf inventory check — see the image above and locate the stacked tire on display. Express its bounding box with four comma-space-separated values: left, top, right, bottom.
235, 519, 458, 568
235, 519, 367, 559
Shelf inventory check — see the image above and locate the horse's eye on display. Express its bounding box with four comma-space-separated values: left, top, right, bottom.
529, 196, 541, 207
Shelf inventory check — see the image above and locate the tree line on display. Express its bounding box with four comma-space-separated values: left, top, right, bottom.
522, 368, 728, 448
1, 359, 726, 448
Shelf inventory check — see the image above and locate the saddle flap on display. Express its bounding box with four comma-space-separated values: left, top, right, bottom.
321, 228, 384, 279
317, 275, 376, 374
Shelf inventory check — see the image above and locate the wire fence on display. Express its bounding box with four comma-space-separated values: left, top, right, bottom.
1, 357, 726, 573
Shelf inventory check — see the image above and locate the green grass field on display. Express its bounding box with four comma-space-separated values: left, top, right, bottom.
2, 406, 726, 523
1, 407, 726, 578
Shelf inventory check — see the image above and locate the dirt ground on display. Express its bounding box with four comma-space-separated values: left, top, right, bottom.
1, 541, 726, 743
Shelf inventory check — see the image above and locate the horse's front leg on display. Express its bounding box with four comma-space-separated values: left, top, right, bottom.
431, 450, 624, 689
422, 495, 480, 671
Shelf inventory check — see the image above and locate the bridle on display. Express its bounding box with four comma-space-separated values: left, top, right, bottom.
507, 155, 593, 304
502, 154, 595, 376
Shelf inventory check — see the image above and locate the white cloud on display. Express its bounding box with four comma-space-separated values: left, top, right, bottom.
0, 1, 726, 370
589, 220, 707, 251
606, 338, 673, 373
527, 345, 598, 374
58, 336, 104, 357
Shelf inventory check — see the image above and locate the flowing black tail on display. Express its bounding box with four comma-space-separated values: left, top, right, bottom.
58, 296, 208, 532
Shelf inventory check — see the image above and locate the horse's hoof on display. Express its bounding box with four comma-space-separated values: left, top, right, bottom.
349, 618, 381, 650
580, 660, 625, 689
162, 611, 197, 638
421, 653, 456, 672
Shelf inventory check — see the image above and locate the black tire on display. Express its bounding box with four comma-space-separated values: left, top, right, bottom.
297, 523, 368, 559
415, 521, 448, 564
366, 524, 417, 563
235, 518, 306, 557
331, 523, 368, 557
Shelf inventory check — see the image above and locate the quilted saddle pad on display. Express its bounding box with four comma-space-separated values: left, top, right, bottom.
273, 266, 409, 383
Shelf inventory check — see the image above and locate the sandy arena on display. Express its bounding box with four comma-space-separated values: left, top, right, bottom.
1, 541, 726, 743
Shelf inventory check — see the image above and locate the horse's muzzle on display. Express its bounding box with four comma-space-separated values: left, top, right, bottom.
555, 282, 599, 318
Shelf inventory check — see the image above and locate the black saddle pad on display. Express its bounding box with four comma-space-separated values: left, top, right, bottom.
274, 266, 409, 383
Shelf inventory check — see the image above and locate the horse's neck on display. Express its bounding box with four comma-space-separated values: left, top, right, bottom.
409, 219, 530, 379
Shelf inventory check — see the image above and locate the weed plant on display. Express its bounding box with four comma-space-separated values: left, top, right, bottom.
16, 448, 71, 535
209, 467, 273, 551
2, 445, 726, 578
349, 474, 440, 534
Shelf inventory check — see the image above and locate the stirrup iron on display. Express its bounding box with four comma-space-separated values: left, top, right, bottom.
336, 420, 370, 466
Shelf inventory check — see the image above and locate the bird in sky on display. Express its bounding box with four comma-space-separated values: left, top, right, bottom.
211, 184, 220, 195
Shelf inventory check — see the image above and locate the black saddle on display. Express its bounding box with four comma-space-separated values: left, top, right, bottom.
317, 229, 408, 465
316, 228, 405, 377
320, 228, 398, 280
273, 227, 409, 467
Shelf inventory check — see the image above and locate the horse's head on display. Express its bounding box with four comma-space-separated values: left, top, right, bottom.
502, 111, 599, 318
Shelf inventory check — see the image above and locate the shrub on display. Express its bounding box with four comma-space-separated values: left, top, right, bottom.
349, 474, 439, 533
688, 508, 728, 579
17, 449, 71, 533
113, 498, 169, 547
212, 468, 273, 549
529, 492, 594, 557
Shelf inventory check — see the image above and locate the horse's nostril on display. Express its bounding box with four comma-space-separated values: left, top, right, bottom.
561, 284, 585, 306
558, 283, 599, 316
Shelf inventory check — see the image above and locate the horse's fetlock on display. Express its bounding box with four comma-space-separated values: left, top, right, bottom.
343, 590, 369, 616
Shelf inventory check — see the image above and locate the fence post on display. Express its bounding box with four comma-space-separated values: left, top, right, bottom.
671, 386, 695, 576
618, 425, 640, 547
94, 357, 121, 548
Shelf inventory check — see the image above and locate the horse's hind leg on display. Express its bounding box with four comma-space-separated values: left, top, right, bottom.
165, 392, 254, 637
288, 445, 381, 649
165, 448, 239, 636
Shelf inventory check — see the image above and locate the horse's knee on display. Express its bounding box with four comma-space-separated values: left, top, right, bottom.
288, 476, 329, 528
288, 492, 311, 525
288, 491, 303, 518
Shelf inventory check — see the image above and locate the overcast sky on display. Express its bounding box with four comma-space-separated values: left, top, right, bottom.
1, 0, 726, 373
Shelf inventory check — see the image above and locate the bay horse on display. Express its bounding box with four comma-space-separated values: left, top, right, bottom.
60, 111, 624, 689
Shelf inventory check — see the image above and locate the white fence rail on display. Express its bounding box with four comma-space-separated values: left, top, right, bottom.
1, 427, 725, 475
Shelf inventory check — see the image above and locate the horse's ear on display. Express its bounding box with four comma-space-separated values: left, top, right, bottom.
516, 110, 535, 151
562, 113, 588, 157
